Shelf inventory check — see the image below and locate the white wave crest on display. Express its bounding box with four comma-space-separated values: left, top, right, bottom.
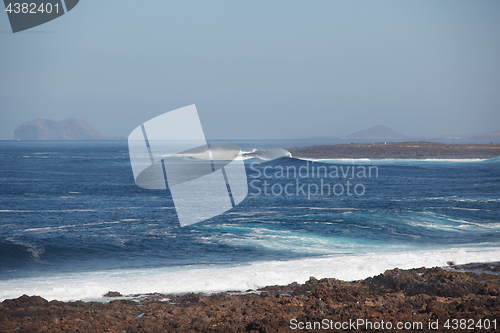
1, 246, 499, 302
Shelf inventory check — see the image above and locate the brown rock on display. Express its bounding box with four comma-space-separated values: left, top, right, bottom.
1, 265, 499, 332
103, 291, 122, 297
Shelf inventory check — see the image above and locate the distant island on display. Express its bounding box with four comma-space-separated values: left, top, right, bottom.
287, 141, 500, 159
14, 118, 125, 140
310, 125, 500, 141
342, 125, 407, 140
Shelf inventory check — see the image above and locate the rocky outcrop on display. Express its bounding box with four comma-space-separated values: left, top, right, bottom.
14, 118, 124, 140
1, 265, 499, 332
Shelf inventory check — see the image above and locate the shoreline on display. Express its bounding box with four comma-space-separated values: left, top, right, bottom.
1, 263, 499, 332
3, 246, 500, 303
286, 141, 500, 160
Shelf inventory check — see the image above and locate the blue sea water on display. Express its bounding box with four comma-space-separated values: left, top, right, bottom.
0, 141, 499, 301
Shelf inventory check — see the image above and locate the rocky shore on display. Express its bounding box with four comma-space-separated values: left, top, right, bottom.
287, 141, 500, 159
1, 263, 499, 332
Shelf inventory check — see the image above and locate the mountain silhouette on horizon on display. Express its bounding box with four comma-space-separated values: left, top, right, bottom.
310, 125, 500, 141
343, 125, 407, 140
14, 118, 124, 140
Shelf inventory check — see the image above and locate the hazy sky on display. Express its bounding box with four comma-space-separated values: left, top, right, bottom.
1, 1, 499, 140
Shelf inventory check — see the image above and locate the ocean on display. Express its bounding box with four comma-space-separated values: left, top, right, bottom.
0, 140, 499, 302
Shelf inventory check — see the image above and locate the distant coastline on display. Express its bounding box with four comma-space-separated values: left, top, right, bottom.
287, 141, 500, 160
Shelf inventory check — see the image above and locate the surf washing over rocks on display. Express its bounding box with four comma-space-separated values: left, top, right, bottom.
0, 141, 499, 301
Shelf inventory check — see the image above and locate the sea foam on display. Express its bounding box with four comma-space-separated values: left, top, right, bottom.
1, 246, 499, 302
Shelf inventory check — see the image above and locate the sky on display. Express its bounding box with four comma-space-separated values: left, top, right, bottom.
1, 0, 499, 140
